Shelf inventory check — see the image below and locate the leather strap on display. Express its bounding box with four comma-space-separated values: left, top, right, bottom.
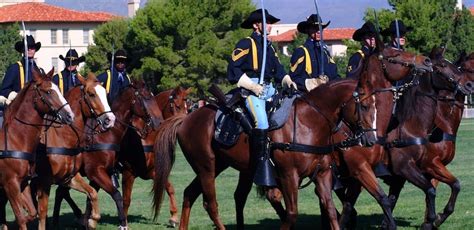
0, 150, 34, 162
46, 147, 80, 156
143, 145, 153, 153
271, 142, 333, 154
83, 143, 120, 152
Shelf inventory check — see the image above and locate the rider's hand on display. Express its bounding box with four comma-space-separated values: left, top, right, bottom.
282, 75, 297, 90
237, 73, 264, 96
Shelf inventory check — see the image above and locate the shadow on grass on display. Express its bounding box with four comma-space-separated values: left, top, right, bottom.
226, 213, 418, 230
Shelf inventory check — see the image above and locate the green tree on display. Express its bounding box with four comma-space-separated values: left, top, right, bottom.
0, 23, 21, 82
82, 18, 130, 75
364, 0, 474, 60
126, 0, 254, 96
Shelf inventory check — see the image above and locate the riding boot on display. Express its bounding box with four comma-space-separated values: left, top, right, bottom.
251, 129, 276, 187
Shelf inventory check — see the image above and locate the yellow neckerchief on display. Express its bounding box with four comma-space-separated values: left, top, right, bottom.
106, 69, 130, 94
290, 46, 312, 75
58, 71, 64, 94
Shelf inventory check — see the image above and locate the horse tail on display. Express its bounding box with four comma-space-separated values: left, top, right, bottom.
256, 185, 267, 199
152, 113, 186, 220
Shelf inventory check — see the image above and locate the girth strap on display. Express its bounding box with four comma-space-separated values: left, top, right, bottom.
83, 143, 120, 152
143, 145, 153, 153
441, 132, 456, 142
46, 147, 81, 156
0, 150, 35, 162
387, 137, 427, 148
271, 142, 334, 154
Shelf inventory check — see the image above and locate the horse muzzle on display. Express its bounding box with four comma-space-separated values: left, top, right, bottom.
98, 112, 116, 130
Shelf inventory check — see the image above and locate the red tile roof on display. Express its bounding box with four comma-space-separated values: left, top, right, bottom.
470, 7, 474, 15
270, 28, 356, 43
0, 3, 118, 23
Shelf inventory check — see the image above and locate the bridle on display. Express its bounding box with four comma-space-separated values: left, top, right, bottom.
80, 84, 114, 129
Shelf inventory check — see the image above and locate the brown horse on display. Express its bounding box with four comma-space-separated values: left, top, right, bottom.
0, 67, 74, 230
376, 50, 474, 229
118, 86, 190, 227
51, 80, 163, 229
34, 73, 115, 230
151, 46, 433, 229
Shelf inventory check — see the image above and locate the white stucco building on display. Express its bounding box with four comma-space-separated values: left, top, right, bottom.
0, 0, 119, 73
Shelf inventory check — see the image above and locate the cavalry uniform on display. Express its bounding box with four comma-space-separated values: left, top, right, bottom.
227, 9, 295, 187
97, 49, 130, 102
346, 22, 377, 76
52, 49, 85, 94
290, 14, 339, 92
0, 35, 41, 100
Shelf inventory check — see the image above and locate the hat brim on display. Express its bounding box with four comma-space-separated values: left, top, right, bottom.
241, 13, 280, 29
60, 55, 86, 65
107, 52, 129, 63
14, 41, 41, 53
352, 28, 376, 41
297, 21, 330, 34
381, 26, 413, 37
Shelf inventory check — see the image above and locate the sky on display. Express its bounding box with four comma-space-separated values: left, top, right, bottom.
45, 0, 474, 28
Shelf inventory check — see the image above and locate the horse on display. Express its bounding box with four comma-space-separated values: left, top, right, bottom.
33, 73, 116, 230
376, 49, 474, 229
118, 86, 191, 227
50, 80, 163, 229
151, 45, 433, 229
0, 67, 74, 230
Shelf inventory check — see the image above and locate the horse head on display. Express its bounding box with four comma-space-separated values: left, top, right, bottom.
456, 52, 474, 94
378, 47, 433, 82
31, 67, 74, 125
123, 79, 163, 131
77, 72, 116, 130
157, 86, 192, 119
430, 47, 472, 95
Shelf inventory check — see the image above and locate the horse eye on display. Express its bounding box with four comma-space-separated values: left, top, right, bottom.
89, 93, 96, 98
47, 90, 52, 94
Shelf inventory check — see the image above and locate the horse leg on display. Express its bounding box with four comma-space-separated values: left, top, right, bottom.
234, 171, 253, 230
314, 168, 339, 230
394, 159, 436, 229
198, 163, 228, 230
0, 189, 8, 229
165, 180, 179, 227
52, 185, 82, 226
19, 184, 37, 222
381, 175, 406, 229
338, 180, 362, 230
121, 169, 134, 218
36, 182, 51, 230
278, 171, 300, 230
4, 181, 28, 230
425, 160, 460, 227
88, 169, 127, 229
266, 187, 286, 222
351, 165, 395, 230
180, 177, 202, 230
68, 174, 101, 229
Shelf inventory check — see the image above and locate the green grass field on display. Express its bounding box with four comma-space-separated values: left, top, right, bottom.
5, 119, 474, 229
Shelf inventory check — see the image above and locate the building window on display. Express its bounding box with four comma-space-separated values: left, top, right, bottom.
29, 29, 36, 38
83, 29, 89, 44
51, 29, 57, 44
62, 29, 69, 44
52, 57, 58, 73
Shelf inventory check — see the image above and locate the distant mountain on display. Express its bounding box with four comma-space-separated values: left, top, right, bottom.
45, 0, 148, 16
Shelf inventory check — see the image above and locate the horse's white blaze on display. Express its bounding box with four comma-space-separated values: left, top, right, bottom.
372, 95, 377, 137
51, 82, 74, 119
95, 84, 116, 128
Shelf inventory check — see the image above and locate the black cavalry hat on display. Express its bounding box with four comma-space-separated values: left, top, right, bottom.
352, 22, 377, 41
59, 49, 85, 66
14, 35, 41, 53
241, 9, 280, 29
107, 49, 128, 63
297, 14, 330, 34
381, 20, 413, 37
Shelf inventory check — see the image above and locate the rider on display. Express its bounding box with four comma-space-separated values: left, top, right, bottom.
52, 49, 85, 94
0, 35, 41, 107
346, 22, 377, 76
290, 14, 339, 92
97, 49, 130, 103
227, 9, 296, 186
381, 20, 412, 51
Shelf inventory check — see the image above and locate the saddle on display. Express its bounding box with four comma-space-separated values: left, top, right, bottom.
209, 84, 299, 147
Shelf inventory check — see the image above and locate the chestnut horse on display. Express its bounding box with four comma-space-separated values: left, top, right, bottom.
34, 73, 116, 230
377, 50, 474, 229
0, 67, 74, 229
151, 46, 432, 229
118, 86, 191, 226
51, 80, 163, 229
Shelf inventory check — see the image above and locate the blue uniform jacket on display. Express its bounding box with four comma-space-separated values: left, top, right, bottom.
346, 46, 374, 76
52, 70, 80, 95
227, 32, 286, 85
97, 67, 130, 102
0, 59, 38, 97
289, 38, 339, 91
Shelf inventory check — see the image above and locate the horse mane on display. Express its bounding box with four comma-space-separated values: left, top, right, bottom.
3, 82, 33, 128
396, 74, 433, 123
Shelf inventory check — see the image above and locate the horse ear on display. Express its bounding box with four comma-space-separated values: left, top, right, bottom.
374, 32, 385, 53
32, 66, 42, 82
429, 46, 444, 60
46, 67, 54, 79
76, 73, 86, 85
185, 87, 193, 95
455, 50, 467, 67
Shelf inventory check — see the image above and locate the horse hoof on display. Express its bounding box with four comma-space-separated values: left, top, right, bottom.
118, 225, 128, 230
421, 222, 434, 230
88, 219, 98, 230
168, 219, 179, 228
